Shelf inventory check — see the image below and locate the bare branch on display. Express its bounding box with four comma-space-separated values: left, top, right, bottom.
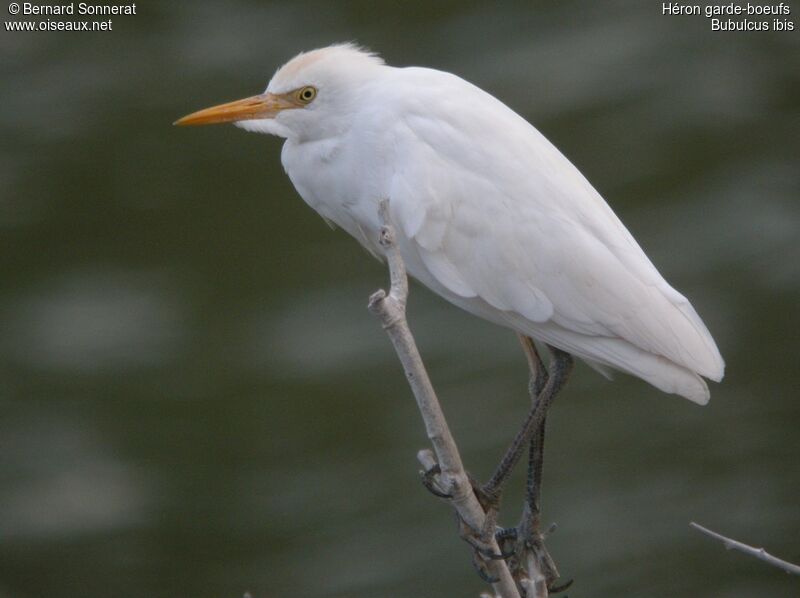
368, 200, 521, 598
690, 522, 800, 576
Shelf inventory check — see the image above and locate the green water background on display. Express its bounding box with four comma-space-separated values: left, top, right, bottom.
1, 1, 798, 596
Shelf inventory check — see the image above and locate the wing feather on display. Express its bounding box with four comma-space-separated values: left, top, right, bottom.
382, 68, 723, 398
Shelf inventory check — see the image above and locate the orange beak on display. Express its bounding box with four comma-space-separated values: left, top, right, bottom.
174, 92, 295, 126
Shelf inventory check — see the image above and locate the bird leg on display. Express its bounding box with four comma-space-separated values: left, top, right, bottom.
522, 336, 549, 548
495, 338, 574, 593
520, 334, 550, 399
471, 339, 572, 593
466, 337, 552, 552
423, 338, 573, 588
477, 342, 572, 512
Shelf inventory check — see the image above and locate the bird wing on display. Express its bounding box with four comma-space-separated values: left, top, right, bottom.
383, 68, 724, 389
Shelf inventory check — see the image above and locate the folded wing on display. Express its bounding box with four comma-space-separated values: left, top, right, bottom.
384, 69, 724, 403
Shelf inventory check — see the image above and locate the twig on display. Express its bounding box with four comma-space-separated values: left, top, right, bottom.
368, 200, 521, 598
690, 522, 800, 576
522, 551, 549, 598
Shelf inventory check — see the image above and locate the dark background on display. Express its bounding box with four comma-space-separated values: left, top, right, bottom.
1, 1, 798, 596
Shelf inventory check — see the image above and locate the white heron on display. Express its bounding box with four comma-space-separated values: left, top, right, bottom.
176, 43, 724, 588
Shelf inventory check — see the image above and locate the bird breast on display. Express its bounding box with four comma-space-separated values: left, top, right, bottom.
281, 134, 389, 255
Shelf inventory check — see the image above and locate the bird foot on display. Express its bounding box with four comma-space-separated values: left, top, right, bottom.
454, 510, 514, 585
420, 464, 503, 541
457, 476, 519, 585
471, 475, 502, 514
496, 521, 571, 594
419, 463, 452, 499
421, 465, 517, 583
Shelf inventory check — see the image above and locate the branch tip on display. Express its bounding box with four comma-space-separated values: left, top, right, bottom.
367, 289, 387, 310
690, 521, 800, 576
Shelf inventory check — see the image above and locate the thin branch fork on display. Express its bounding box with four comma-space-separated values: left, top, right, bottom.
690, 522, 800, 576
367, 201, 522, 598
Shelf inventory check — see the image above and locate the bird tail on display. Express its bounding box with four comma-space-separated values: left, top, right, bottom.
520, 321, 716, 404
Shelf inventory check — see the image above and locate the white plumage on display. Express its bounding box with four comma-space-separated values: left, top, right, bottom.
180, 44, 724, 404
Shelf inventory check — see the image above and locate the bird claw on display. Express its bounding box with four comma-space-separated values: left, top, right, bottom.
493, 545, 516, 560
419, 449, 564, 587
471, 551, 500, 584
494, 526, 519, 559
548, 578, 574, 594
421, 466, 509, 582
419, 463, 452, 499
497, 517, 567, 591
542, 522, 557, 538
496, 526, 520, 544
452, 510, 512, 589
457, 515, 506, 560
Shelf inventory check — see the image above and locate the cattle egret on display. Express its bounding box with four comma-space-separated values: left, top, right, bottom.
176, 43, 724, 587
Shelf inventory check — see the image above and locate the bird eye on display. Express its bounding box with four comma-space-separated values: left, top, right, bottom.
296, 86, 317, 104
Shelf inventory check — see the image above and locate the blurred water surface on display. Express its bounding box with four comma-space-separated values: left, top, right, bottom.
1, 1, 799, 596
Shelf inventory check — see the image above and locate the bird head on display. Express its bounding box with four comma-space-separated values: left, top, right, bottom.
175, 43, 385, 141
